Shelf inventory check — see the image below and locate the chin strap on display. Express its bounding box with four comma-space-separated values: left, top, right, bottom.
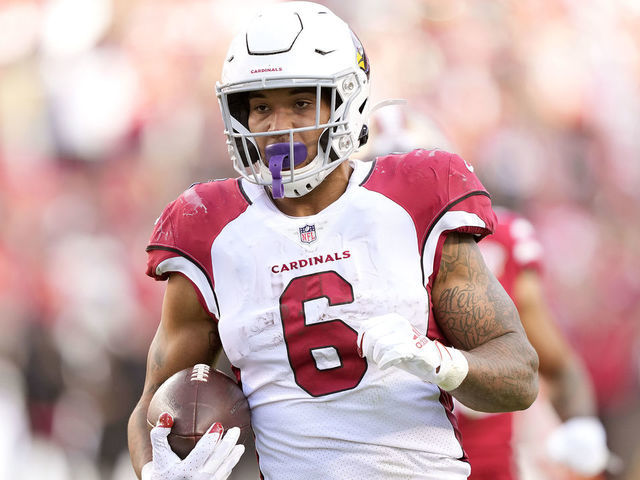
265, 142, 308, 198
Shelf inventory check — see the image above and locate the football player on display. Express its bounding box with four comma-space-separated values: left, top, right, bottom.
127, 2, 539, 479
456, 208, 610, 480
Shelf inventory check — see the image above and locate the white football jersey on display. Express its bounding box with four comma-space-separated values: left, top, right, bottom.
147, 149, 496, 479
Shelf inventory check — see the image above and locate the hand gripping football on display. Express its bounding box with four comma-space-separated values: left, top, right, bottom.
147, 364, 252, 459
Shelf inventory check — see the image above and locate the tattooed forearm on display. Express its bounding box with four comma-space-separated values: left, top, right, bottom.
433, 233, 539, 412
454, 332, 538, 412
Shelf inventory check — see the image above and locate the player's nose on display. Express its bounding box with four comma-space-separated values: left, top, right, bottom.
268, 106, 294, 133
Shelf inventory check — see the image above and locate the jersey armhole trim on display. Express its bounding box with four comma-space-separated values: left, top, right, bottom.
146, 245, 221, 316
424, 191, 490, 243
236, 178, 253, 205
358, 159, 377, 186
420, 190, 491, 286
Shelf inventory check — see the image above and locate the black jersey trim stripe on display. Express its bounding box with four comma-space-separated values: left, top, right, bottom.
236, 178, 252, 205
146, 245, 221, 315
358, 158, 377, 186
420, 190, 491, 286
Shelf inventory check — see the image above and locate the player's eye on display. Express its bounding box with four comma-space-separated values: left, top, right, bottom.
252, 103, 270, 113
294, 99, 312, 109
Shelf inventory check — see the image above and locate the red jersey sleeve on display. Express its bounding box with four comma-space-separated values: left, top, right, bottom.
443, 152, 497, 237
363, 149, 496, 241
362, 148, 497, 345
145, 179, 250, 317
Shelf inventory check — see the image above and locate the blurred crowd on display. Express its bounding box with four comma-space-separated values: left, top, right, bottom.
1, 0, 639, 479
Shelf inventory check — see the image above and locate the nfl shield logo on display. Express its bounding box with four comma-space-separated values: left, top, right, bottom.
299, 224, 317, 244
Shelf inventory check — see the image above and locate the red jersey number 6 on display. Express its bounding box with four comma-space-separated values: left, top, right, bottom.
279, 271, 368, 397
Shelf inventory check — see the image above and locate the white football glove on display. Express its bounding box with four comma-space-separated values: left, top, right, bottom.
142, 413, 245, 480
356, 313, 469, 391
545, 416, 609, 476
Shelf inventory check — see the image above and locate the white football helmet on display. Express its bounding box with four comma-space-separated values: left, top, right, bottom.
216, 1, 371, 198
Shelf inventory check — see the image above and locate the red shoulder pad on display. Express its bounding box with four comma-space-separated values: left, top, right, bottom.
362, 149, 496, 243
146, 179, 250, 282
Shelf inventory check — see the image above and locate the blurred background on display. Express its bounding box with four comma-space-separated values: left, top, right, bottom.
1, 0, 639, 478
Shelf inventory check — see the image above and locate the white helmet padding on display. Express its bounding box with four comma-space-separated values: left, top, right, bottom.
216, 1, 371, 198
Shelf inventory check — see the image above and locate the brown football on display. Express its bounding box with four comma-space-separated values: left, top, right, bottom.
147, 364, 251, 459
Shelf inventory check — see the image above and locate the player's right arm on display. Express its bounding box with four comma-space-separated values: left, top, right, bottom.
127, 273, 222, 478
431, 233, 539, 411
357, 233, 538, 411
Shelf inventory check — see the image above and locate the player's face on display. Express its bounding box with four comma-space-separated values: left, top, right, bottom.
248, 88, 330, 168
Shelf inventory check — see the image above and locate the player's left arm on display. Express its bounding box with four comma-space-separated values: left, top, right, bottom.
432, 232, 539, 412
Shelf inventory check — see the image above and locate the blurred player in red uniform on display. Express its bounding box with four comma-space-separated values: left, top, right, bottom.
363, 107, 612, 480
455, 207, 610, 480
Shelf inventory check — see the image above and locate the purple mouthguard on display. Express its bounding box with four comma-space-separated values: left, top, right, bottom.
265, 142, 308, 198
